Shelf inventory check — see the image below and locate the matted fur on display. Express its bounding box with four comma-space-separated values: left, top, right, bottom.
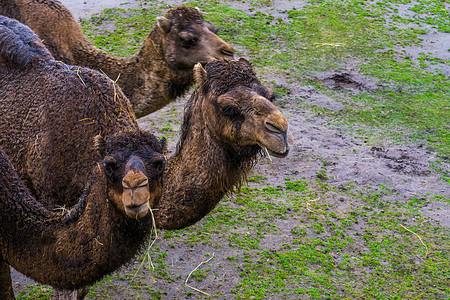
0, 16, 52, 66
164, 5, 204, 30
200, 58, 260, 96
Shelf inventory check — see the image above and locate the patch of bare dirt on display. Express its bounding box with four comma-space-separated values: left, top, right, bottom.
316, 70, 380, 93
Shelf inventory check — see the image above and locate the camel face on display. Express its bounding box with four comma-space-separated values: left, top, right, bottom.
121, 155, 163, 219
211, 88, 293, 158
194, 60, 294, 158
96, 132, 166, 219
158, 18, 234, 69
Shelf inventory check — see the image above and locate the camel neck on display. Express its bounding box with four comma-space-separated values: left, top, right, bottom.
154, 98, 257, 230
73, 43, 137, 81
130, 28, 194, 117
73, 28, 193, 117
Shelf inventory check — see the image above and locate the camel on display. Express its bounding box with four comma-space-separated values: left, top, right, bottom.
0, 130, 166, 300
0, 1, 235, 117
153, 58, 294, 229
0, 14, 144, 209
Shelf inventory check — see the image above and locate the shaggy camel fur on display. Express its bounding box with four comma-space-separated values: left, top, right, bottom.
0, 1, 235, 117
0, 15, 146, 209
0, 131, 166, 300
153, 59, 294, 229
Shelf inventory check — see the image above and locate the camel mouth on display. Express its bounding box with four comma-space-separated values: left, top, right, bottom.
261, 129, 294, 158
259, 138, 291, 158
267, 148, 290, 158
124, 202, 150, 219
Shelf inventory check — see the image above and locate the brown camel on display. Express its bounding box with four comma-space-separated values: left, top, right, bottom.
0, 1, 235, 117
153, 58, 294, 229
0, 14, 143, 209
0, 130, 166, 300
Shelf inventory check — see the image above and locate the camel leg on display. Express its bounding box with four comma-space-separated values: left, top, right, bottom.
76, 286, 89, 300
0, 260, 14, 300
52, 288, 77, 300
52, 286, 89, 300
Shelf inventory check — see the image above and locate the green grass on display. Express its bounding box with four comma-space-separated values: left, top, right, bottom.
75, 180, 448, 299
80, 6, 162, 56
238, 186, 448, 299
173, 182, 448, 299
16, 285, 53, 299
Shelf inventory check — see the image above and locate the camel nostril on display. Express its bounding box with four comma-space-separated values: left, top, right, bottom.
265, 121, 284, 134
122, 178, 148, 189
221, 48, 234, 57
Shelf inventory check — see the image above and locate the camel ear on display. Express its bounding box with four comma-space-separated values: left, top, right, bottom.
93, 135, 106, 157
193, 63, 207, 85
157, 17, 172, 34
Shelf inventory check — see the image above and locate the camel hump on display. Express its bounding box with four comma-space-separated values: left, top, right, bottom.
0, 15, 53, 67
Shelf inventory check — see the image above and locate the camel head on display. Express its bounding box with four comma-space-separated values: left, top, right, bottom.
193, 58, 294, 158
156, 5, 234, 69
94, 131, 166, 219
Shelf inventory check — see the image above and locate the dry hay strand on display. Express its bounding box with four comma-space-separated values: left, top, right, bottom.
399, 223, 429, 259
128, 206, 159, 286
306, 196, 321, 212
55, 61, 86, 87
22, 108, 32, 126
104, 71, 136, 124
78, 117, 96, 126
263, 146, 276, 176
184, 253, 215, 296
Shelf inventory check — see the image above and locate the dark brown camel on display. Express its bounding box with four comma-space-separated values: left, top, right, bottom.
0, 17, 167, 298
0, 16, 293, 230
153, 58, 294, 229
0, 0, 235, 117
0, 14, 141, 209
0, 130, 166, 300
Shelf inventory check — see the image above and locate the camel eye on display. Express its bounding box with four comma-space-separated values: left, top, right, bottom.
181, 37, 199, 48
152, 157, 166, 177
179, 31, 199, 48
222, 105, 241, 118
102, 155, 118, 177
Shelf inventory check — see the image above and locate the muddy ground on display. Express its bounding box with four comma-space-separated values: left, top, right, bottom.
11, 0, 449, 299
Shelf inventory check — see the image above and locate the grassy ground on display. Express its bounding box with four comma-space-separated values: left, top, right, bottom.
16, 0, 449, 299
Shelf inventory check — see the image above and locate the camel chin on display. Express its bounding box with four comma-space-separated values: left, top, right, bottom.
124, 202, 150, 219
260, 129, 294, 158
267, 148, 290, 158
